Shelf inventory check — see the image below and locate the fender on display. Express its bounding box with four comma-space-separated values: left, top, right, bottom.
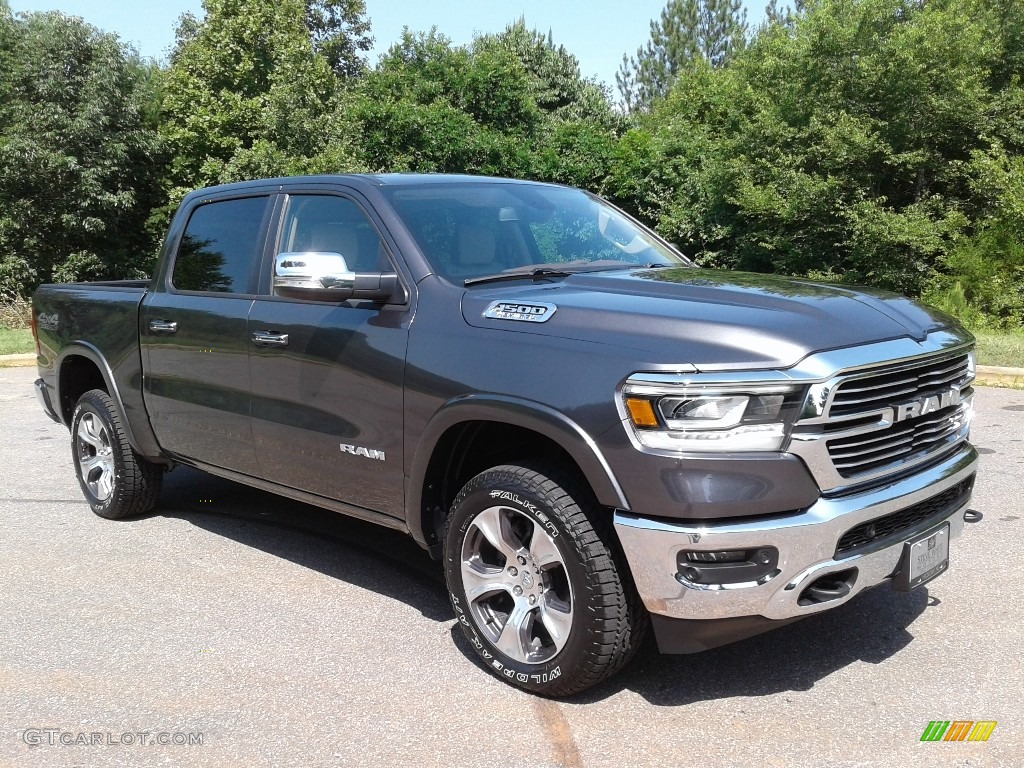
406, 394, 630, 549
56, 341, 165, 460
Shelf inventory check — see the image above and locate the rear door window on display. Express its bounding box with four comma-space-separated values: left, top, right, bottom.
172, 196, 269, 293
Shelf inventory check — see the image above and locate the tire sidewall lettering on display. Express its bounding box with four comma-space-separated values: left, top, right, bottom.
445, 477, 580, 691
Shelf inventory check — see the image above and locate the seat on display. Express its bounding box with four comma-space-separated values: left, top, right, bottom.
451, 225, 500, 278
307, 222, 361, 270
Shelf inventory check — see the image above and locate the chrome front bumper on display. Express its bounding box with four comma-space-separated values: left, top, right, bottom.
614, 444, 978, 622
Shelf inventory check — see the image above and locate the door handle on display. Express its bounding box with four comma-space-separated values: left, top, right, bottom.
252, 331, 289, 347
148, 320, 178, 334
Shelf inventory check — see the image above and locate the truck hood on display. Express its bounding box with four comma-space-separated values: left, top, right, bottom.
460, 267, 954, 371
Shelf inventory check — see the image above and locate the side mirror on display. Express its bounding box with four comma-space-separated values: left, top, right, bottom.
273, 252, 399, 303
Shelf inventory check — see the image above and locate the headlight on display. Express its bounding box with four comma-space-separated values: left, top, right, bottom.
621, 381, 802, 453
658, 394, 785, 429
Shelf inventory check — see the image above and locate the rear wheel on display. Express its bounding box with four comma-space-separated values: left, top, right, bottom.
444, 463, 645, 696
71, 389, 163, 519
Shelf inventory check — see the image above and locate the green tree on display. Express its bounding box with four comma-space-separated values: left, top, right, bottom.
616, 0, 748, 112
618, 0, 1023, 297
304, 0, 373, 78
923, 219, 1024, 329
161, 0, 362, 200
471, 20, 623, 189
476, 19, 618, 128
0, 2, 12, 111
0, 10, 163, 294
349, 28, 539, 174
349, 22, 628, 190
764, 0, 806, 28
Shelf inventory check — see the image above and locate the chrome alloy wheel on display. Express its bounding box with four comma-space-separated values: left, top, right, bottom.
460, 505, 575, 664
76, 412, 115, 501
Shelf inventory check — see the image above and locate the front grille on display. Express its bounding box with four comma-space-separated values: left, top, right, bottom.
821, 351, 973, 482
835, 476, 974, 556
827, 404, 966, 478
828, 353, 971, 418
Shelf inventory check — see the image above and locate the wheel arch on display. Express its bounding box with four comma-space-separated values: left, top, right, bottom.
55, 342, 159, 460
407, 395, 630, 554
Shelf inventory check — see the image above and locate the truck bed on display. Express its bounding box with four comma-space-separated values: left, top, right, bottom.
33, 280, 156, 454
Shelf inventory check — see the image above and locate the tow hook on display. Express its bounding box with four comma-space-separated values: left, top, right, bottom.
798, 568, 857, 606
963, 509, 984, 524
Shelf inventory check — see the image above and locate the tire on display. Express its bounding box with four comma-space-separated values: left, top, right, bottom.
71, 389, 163, 520
444, 463, 646, 697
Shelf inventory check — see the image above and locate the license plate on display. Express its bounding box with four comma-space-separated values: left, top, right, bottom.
893, 524, 949, 592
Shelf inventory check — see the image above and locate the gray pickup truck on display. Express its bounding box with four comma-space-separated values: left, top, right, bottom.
32, 174, 980, 696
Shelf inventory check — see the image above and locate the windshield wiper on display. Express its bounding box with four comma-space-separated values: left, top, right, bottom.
463, 262, 680, 286
602, 262, 676, 270
464, 267, 574, 287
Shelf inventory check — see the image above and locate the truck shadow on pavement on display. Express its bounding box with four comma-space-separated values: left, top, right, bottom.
154, 465, 452, 622
154, 466, 931, 707
578, 585, 930, 706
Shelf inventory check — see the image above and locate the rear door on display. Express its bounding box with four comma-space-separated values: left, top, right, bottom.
247, 191, 411, 518
141, 194, 274, 474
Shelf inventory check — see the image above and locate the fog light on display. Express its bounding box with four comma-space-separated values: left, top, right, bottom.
677, 547, 779, 585
684, 550, 747, 563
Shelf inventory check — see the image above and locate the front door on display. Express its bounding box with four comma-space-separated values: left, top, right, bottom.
247, 193, 411, 518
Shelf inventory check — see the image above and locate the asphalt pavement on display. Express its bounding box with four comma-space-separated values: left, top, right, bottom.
1, 365, 1021, 768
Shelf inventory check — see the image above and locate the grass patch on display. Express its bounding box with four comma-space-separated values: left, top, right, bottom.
1, 295, 34, 356
0, 327, 33, 355
974, 331, 1024, 368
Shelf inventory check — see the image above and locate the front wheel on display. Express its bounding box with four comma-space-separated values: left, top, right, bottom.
444, 464, 645, 696
71, 389, 163, 519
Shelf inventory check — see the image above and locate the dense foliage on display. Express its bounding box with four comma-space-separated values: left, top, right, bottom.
0, 3, 163, 291
161, 0, 356, 198
614, 0, 1024, 323
0, 0, 1021, 330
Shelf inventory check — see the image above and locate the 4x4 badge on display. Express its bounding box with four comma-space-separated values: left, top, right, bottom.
483, 301, 557, 323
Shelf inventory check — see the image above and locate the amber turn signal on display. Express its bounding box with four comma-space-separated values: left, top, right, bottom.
624, 397, 659, 427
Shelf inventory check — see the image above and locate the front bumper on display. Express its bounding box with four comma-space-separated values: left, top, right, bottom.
614, 444, 978, 638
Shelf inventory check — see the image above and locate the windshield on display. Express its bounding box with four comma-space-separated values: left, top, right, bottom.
380, 182, 690, 284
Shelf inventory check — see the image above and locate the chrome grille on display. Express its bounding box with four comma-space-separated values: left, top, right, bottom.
789, 347, 975, 492
828, 354, 971, 418
827, 404, 966, 478
821, 351, 973, 483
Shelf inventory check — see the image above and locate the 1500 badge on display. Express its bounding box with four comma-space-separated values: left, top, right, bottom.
483, 301, 557, 323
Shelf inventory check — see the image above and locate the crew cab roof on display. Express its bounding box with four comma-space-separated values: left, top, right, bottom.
185, 173, 558, 199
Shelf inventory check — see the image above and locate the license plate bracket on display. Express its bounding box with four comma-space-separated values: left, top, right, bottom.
892, 524, 950, 592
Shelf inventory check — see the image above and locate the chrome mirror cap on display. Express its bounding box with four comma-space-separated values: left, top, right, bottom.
274, 252, 355, 293
272, 251, 400, 303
